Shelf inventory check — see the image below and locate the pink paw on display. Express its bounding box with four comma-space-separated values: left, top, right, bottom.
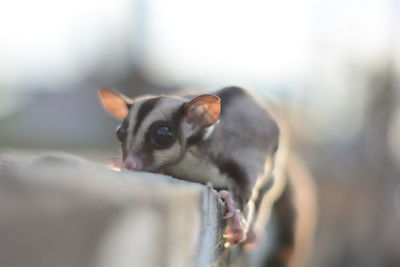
219, 190, 236, 218
223, 209, 246, 247
219, 190, 247, 247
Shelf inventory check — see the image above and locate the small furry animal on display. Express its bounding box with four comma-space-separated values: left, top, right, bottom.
98, 86, 316, 266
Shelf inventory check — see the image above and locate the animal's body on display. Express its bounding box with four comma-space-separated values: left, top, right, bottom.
98, 86, 316, 266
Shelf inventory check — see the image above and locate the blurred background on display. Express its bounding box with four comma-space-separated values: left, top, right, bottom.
0, 0, 399, 266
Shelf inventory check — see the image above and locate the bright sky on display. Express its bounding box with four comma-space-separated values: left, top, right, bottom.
0, 0, 394, 90
145, 0, 314, 86
0, 0, 131, 89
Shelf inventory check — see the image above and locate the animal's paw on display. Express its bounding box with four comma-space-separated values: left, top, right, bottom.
223, 209, 246, 247
219, 190, 236, 218
219, 190, 247, 247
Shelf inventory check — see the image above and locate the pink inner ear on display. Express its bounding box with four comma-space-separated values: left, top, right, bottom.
98, 88, 129, 119
185, 94, 221, 127
186, 104, 207, 126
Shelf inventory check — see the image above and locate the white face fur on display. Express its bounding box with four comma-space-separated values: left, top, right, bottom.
98, 89, 221, 172
122, 97, 185, 171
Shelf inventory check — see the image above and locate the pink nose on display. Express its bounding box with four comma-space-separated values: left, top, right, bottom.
123, 157, 143, 171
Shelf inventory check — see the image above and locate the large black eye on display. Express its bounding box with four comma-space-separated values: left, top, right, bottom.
151, 126, 176, 148
116, 125, 127, 142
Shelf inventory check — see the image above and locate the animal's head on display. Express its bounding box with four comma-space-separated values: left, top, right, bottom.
98, 89, 221, 172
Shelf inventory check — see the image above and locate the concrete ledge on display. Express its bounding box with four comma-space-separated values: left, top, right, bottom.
0, 156, 228, 267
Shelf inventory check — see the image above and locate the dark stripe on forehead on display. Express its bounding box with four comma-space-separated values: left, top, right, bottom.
133, 97, 162, 134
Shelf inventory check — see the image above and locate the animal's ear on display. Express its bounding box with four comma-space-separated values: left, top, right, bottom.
184, 94, 221, 129
98, 88, 132, 119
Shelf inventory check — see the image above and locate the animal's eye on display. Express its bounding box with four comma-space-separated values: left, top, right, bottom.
116, 125, 127, 142
151, 126, 176, 148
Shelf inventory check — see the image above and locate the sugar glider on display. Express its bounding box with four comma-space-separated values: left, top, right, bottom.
98, 86, 316, 266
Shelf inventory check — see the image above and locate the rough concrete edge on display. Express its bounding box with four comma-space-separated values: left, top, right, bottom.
195, 184, 229, 267
0, 153, 230, 267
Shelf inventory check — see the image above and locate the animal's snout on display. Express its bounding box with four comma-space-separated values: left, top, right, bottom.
123, 156, 143, 171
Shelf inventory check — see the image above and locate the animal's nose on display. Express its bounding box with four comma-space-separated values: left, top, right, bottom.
123, 157, 143, 171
